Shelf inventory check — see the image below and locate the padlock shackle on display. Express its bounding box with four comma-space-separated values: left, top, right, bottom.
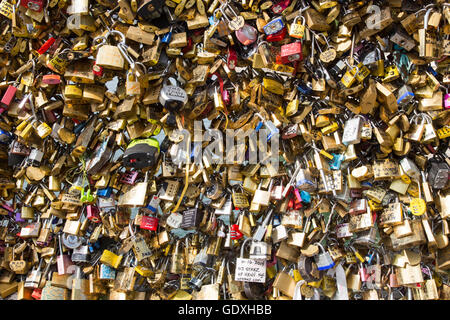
315, 242, 326, 254
293, 15, 305, 25
293, 280, 306, 300
240, 237, 253, 258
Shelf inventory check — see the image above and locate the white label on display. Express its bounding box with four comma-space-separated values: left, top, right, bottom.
234, 258, 266, 283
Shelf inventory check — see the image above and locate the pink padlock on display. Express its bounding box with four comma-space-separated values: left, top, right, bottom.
56, 233, 74, 275
222, 89, 230, 106
86, 205, 101, 223
294, 188, 302, 203
1, 85, 17, 107
444, 93, 450, 109
235, 24, 257, 46
272, 0, 290, 14
119, 171, 139, 185
359, 263, 368, 282
389, 271, 400, 288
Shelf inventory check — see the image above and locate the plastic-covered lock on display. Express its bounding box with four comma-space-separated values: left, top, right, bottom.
122, 138, 160, 169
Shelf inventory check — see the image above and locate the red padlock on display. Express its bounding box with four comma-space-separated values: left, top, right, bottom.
31, 288, 42, 300
272, 0, 290, 14
86, 205, 101, 223
280, 42, 302, 64
1, 85, 17, 107
37, 37, 56, 55
230, 224, 243, 240
92, 63, 103, 77
43, 110, 57, 123
266, 27, 287, 42
181, 37, 193, 54
288, 196, 294, 209
20, 0, 45, 12
227, 47, 237, 70
140, 215, 159, 231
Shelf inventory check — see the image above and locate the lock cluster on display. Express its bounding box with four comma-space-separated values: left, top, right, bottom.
0, 0, 448, 301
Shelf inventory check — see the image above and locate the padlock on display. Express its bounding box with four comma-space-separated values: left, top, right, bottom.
93, 30, 126, 70
159, 77, 188, 112
249, 240, 271, 260
289, 16, 306, 39
314, 243, 335, 270
122, 138, 160, 169
280, 42, 302, 64
100, 248, 123, 269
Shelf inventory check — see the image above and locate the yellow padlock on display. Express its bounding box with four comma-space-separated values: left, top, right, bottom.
383, 65, 400, 82
35, 122, 52, 139
341, 69, 356, 88
368, 199, 383, 212
354, 62, 370, 82
289, 16, 306, 39
321, 122, 339, 135
263, 77, 284, 95
99, 249, 123, 269
410, 198, 426, 216
437, 126, 450, 139
64, 84, 83, 99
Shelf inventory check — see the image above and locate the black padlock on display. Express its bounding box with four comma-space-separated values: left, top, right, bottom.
181, 203, 202, 230
122, 138, 160, 169
8, 140, 30, 167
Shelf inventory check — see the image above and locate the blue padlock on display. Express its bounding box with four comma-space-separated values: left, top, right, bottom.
297, 83, 312, 95
263, 17, 284, 35
161, 30, 172, 44
300, 191, 311, 204
315, 243, 335, 270
273, 214, 281, 227
97, 187, 112, 198
0, 129, 12, 144
329, 153, 344, 170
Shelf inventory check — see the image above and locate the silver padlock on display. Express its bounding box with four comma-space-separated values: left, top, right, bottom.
314, 243, 335, 270
71, 244, 90, 263
159, 77, 188, 112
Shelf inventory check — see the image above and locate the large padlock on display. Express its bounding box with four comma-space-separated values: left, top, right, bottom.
93, 30, 126, 70
234, 238, 267, 284
122, 138, 160, 169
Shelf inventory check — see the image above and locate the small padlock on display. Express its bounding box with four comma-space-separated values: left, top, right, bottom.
289, 16, 306, 39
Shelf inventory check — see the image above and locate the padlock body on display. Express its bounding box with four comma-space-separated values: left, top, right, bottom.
96, 45, 125, 70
